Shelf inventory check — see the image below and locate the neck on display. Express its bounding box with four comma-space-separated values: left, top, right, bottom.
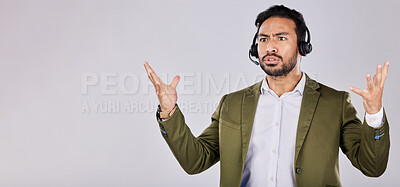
266, 69, 303, 97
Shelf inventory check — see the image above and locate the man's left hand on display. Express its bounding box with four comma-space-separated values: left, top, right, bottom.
349, 61, 389, 114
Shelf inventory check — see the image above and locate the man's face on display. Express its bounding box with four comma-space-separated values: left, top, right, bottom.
257, 17, 301, 77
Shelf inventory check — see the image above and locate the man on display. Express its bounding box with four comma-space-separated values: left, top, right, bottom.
144, 5, 390, 187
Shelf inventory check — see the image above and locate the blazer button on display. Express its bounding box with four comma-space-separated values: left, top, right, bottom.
296, 168, 302, 174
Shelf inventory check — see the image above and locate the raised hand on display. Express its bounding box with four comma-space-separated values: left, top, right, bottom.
349, 61, 389, 114
144, 61, 180, 113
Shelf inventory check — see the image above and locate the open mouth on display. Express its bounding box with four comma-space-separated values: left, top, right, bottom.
263, 55, 281, 65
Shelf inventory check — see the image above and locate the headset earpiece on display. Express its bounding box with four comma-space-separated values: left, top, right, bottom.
250, 43, 258, 58
298, 27, 312, 56
249, 33, 260, 65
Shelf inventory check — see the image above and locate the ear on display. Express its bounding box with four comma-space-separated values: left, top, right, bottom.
297, 50, 302, 57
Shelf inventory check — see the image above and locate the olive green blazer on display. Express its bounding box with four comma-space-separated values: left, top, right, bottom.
157, 74, 390, 187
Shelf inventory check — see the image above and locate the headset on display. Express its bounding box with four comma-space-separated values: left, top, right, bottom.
248, 26, 312, 65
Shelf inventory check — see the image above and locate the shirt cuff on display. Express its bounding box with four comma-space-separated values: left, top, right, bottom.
365, 106, 384, 128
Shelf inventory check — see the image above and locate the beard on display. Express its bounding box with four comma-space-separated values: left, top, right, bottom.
260, 49, 298, 77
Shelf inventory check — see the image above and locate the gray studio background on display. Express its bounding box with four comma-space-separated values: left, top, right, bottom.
0, 0, 399, 186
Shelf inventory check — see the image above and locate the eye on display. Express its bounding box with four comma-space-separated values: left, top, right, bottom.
278, 36, 287, 41
259, 38, 267, 42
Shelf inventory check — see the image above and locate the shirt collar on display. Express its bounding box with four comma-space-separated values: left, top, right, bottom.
261, 72, 306, 95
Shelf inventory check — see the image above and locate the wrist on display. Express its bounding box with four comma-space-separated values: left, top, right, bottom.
366, 104, 382, 115
157, 104, 177, 120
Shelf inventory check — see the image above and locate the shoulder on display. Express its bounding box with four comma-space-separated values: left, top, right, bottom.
308, 77, 348, 100
215, 80, 262, 109
318, 82, 345, 95
224, 80, 262, 100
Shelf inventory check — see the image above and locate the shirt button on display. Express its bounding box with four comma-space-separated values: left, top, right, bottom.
296, 168, 302, 174
269, 176, 274, 181
275, 122, 279, 126
272, 149, 276, 154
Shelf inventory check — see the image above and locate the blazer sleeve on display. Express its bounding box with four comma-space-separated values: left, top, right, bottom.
340, 91, 390, 177
156, 95, 227, 175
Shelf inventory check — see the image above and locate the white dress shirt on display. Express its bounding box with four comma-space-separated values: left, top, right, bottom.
240, 73, 383, 187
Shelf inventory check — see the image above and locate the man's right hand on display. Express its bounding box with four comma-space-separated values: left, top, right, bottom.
144, 61, 180, 113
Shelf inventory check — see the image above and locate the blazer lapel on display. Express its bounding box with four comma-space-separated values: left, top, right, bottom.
241, 80, 262, 166
295, 74, 320, 163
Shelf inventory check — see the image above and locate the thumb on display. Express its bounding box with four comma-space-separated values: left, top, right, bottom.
170, 75, 180, 89
349, 86, 364, 97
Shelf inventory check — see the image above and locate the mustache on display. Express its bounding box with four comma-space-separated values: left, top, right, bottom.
262, 53, 283, 62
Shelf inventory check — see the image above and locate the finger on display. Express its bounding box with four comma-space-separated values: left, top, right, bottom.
150, 72, 163, 86
170, 75, 180, 89
143, 61, 156, 74
150, 71, 165, 88
366, 73, 373, 90
144, 62, 163, 85
147, 72, 156, 85
380, 61, 389, 87
349, 86, 365, 97
144, 61, 156, 84
375, 64, 382, 86
146, 71, 162, 88
154, 84, 160, 94
143, 61, 153, 75
144, 61, 164, 84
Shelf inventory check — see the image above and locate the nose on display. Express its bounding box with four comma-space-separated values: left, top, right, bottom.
265, 40, 277, 53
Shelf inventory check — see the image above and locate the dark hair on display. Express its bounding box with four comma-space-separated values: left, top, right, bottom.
255, 5, 307, 45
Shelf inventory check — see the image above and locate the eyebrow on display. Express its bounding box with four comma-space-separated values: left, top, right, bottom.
258, 32, 290, 37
